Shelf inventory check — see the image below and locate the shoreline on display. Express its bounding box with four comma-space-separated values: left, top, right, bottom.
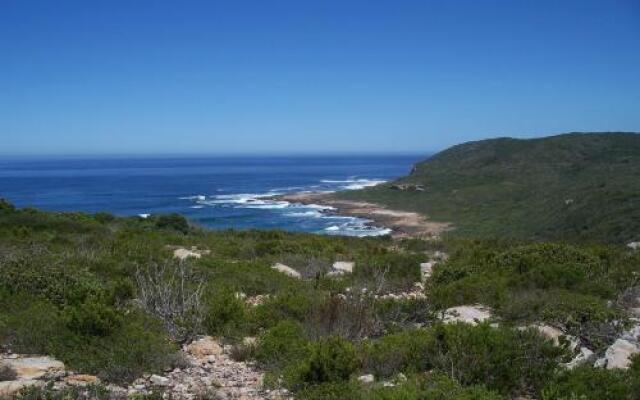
279, 192, 451, 239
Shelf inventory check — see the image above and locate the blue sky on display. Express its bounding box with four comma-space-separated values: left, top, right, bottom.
1, 0, 639, 155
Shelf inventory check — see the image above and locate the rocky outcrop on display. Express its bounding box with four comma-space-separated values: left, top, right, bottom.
271, 263, 301, 279
1, 356, 65, 380
170, 246, 211, 261
0, 380, 44, 397
128, 336, 290, 399
443, 305, 492, 325
332, 261, 354, 274
0, 354, 94, 397
525, 324, 595, 369
595, 339, 640, 369
627, 242, 640, 250
420, 262, 434, 281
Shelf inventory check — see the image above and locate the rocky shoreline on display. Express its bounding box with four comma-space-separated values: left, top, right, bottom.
278, 192, 451, 239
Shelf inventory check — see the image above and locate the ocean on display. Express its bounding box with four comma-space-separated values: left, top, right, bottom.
0, 155, 424, 237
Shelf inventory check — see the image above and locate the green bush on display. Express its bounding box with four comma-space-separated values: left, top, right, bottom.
154, 214, 190, 234
542, 365, 637, 400
64, 300, 123, 337
292, 336, 359, 387
255, 320, 309, 369
204, 287, 247, 337
0, 198, 15, 212
362, 329, 435, 378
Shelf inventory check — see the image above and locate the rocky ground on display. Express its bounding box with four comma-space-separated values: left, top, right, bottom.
0, 336, 291, 399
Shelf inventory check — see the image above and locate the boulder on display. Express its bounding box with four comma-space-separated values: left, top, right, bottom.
627, 242, 640, 250
565, 347, 595, 369
150, 374, 170, 386
186, 336, 224, 359
0, 356, 65, 380
173, 246, 211, 261
64, 374, 100, 386
271, 263, 301, 279
420, 262, 434, 280
357, 374, 375, 384
443, 305, 492, 325
0, 380, 44, 397
332, 261, 354, 273
600, 339, 640, 369
530, 324, 578, 351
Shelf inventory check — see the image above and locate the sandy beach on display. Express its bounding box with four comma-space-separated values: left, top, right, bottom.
280, 192, 451, 239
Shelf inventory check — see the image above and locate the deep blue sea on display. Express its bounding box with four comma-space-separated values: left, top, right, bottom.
0, 155, 423, 236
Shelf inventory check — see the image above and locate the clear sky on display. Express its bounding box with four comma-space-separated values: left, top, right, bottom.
1, 0, 639, 155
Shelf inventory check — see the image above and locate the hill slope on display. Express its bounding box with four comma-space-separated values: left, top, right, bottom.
337, 132, 640, 242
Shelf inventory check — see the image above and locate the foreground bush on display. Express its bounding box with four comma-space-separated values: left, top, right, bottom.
362, 323, 564, 396
298, 373, 503, 400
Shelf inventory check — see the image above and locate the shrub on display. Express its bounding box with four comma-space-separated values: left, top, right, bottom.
203, 287, 247, 337
135, 261, 204, 342
93, 212, 116, 224
362, 329, 435, 378
305, 293, 382, 341
0, 198, 15, 212
64, 300, 123, 337
292, 336, 359, 387
542, 365, 633, 400
250, 288, 320, 329
155, 214, 190, 234
254, 320, 309, 370
428, 323, 564, 396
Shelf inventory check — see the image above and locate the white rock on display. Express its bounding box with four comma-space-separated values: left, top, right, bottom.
0, 380, 44, 397
332, 261, 354, 273
357, 374, 374, 384
627, 242, 640, 250
443, 305, 492, 325
150, 374, 170, 386
0, 356, 65, 380
326, 270, 345, 278
565, 347, 595, 369
530, 324, 579, 351
186, 336, 224, 359
420, 262, 434, 280
598, 339, 640, 369
271, 263, 301, 279
173, 247, 210, 260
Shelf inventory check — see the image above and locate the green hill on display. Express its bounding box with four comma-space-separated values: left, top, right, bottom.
338, 132, 640, 243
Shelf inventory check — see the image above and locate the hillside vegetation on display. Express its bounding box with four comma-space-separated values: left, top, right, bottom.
338, 132, 640, 243
1, 199, 640, 399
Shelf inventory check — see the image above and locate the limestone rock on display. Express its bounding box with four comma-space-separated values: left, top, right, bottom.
150, 374, 170, 386
332, 261, 354, 273
443, 305, 492, 325
186, 336, 224, 359
565, 347, 595, 369
0, 356, 65, 380
172, 246, 211, 260
627, 242, 640, 250
357, 374, 374, 384
64, 374, 100, 386
530, 324, 578, 350
271, 263, 301, 279
420, 262, 434, 280
0, 380, 44, 397
600, 339, 640, 369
